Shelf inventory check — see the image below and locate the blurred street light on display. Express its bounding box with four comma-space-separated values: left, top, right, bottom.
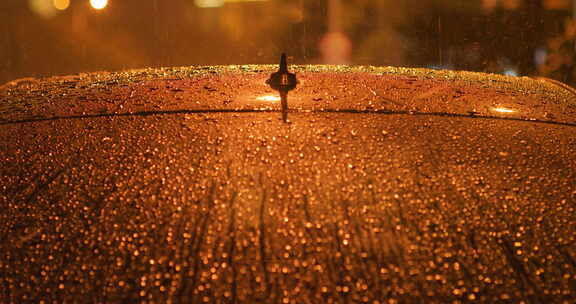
195, 0, 224, 8
90, 0, 108, 10
29, 0, 57, 18
53, 0, 70, 11
320, 0, 351, 64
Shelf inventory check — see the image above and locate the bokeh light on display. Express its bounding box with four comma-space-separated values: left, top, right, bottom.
53, 0, 70, 10
28, 0, 57, 19
194, 0, 224, 8
319, 31, 352, 64
90, 0, 108, 10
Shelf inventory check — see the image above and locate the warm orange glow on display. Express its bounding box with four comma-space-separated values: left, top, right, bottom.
543, 0, 571, 10
256, 95, 281, 102
195, 0, 267, 8
195, 0, 224, 8
29, 0, 57, 19
493, 107, 515, 113
319, 31, 352, 64
53, 0, 69, 10
90, 0, 108, 10
225, 0, 268, 2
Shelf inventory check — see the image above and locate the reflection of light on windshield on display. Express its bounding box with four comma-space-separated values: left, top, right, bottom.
90, 0, 108, 10
257, 95, 281, 102
493, 107, 515, 113
53, 0, 69, 10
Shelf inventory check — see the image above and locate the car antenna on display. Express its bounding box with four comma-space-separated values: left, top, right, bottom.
266, 53, 297, 123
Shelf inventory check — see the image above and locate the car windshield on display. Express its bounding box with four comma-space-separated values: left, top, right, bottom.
1, 0, 575, 87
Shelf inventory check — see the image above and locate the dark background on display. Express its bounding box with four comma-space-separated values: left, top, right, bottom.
1, 0, 574, 85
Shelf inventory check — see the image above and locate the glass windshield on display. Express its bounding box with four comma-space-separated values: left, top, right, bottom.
1, 0, 574, 86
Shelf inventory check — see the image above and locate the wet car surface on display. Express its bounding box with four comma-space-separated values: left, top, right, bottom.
1, 65, 575, 303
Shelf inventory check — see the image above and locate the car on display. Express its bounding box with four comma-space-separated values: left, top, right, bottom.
1, 57, 575, 302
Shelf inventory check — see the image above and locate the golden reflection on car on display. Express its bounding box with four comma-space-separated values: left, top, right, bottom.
256, 95, 281, 102
492, 107, 515, 113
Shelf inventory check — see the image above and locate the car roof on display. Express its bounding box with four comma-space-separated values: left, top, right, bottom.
1, 65, 575, 126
